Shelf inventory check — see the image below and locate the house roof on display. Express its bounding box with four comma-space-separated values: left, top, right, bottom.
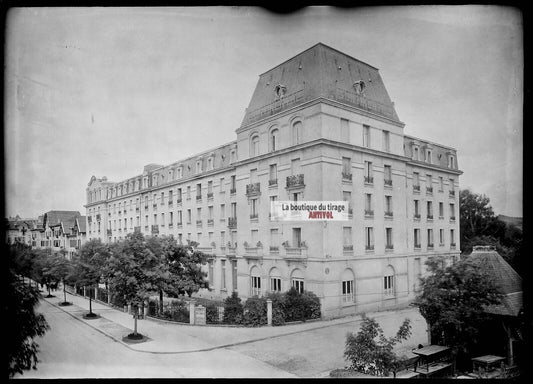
469, 246, 523, 317
43, 211, 81, 228
240, 43, 401, 127
77, 216, 87, 233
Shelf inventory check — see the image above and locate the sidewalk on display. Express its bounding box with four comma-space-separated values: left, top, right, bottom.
43, 289, 428, 356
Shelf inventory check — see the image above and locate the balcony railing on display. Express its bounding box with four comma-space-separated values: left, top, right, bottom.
207, 192, 213, 199
413, 185, 421, 192
246, 182, 261, 196
269, 246, 279, 253
286, 174, 305, 189
153, 204, 157, 209
426, 186, 433, 194
96, 214, 101, 221
364, 176, 374, 184
196, 195, 202, 201
177, 198, 182, 204
196, 220, 202, 226
364, 209, 374, 217
365, 245, 374, 251
414, 213, 421, 219
343, 245, 353, 252
230, 187, 237, 195
414, 243, 421, 249
427, 214, 434, 220
385, 244, 394, 250
107, 229, 112, 236
151, 225, 159, 234
385, 211, 393, 217
384, 179, 393, 187
228, 217, 237, 228
168, 223, 173, 229
342, 172, 352, 181
450, 216, 456, 221
144, 205, 149, 210
268, 179, 278, 186
428, 243, 434, 249
168, 200, 173, 206
450, 242, 456, 249
207, 219, 214, 226
449, 190, 455, 197
250, 213, 259, 220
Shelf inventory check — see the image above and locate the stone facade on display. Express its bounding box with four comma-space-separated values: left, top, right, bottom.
85, 43, 462, 318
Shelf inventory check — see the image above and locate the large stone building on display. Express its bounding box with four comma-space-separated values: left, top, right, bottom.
85, 43, 462, 318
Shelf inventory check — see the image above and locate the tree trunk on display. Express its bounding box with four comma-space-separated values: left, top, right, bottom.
159, 289, 164, 316
89, 294, 93, 314
63, 279, 67, 303
133, 309, 138, 336
47, 284, 51, 296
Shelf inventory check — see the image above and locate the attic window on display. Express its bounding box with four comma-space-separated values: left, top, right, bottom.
274, 84, 287, 99
353, 80, 366, 95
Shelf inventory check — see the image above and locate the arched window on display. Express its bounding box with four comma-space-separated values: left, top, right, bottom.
270, 128, 279, 152
269, 267, 282, 292
250, 266, 262, 296
250, 134, 260, 157
341, 269, 355, 303
290, 268, 305, 293
384, 265, 395, 297
292, 121, 302, 145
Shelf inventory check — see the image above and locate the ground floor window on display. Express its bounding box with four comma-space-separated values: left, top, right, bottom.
292, 278, 304, 293
250, 275, 261, 296
342, 280, 354, 303
384, 265, 395, 297
270, 277, 282, 292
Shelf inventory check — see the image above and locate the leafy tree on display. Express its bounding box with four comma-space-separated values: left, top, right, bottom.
9, 243, 34, 285
46, 251, 74, 305
165, 240, 209, 298
7, 245, 49, 378
106, 232, 162, 338
415, 256, 503, 369
69, 239, 109, 316
144, 235, 174, 315
344, 315, 412, 377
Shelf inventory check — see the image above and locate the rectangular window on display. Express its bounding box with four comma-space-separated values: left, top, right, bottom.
364, 161, 373, 178
450, 203, 455, 219
440, 229, 444, 244
187, 209, 192, 224
439, 202, 444, 217
161, 213, 165, 225
343, 191, 352, 214
221, 260, 226, 290
414, 228, 421, 248
196, 183, 202, 199
220, 204, 225, 219
251, 275, 261, 296
178, 210, 182, 225
385, 195, 393, 215
153, 214, 157, 224
270, 228, 279, 247
231, 175, 236, 191
382, 130, 390, 152
291, 158, 301, 175
208, 181, 213, 194
385, 228, 393, 249
341, 118, 350, 142
250, 168, 257, 183
450, 229, 455, 244
232, 260, 238, 291
450, 178, 455, 191
342, 157, 351, 178
220, 231, 225, 246
426, 149, 432, 164
427, 229, 434, 247
427, 201, 433, 218
250, 198, 258, 218
161, 192, 165, 205
231, 202, 237, 218
197, 207, 202, 222
365, 227, 374, 250
439, 176, 444, 191
426, 174, 432, 188
219, 177, 225, 193
187, 186, 191, 199
292, 228, 302, 247
413, 172, 420, 186
343, 227, 352, 246
384, 165, 392, 184
269, 164, 277, 183
208, 206, 213, 220
342, 280, 354, 303
365, 193, 373, 214
363, 125, 370, 147
169, 212, 173, 225
251, 229, 258, 244
414, 200, 420, 217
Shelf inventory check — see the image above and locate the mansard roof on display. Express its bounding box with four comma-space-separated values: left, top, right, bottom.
241, 42, 400, 127
43, 211, 81, 228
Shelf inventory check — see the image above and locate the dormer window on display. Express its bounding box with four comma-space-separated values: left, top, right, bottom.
207, 156, 214, 171
169, 169, 174, 180
274, 84, 287, 99
449, 155, 455, 169
196, 159, 203, 173
353, 80, 366, 95
292, 121, 302, 145
230, 149, 237, 164
177, 166, 183, 179
426, 149, 432, 164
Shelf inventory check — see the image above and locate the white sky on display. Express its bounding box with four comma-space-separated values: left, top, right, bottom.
5, 5, 523, 218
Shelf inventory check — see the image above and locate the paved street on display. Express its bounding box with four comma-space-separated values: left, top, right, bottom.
15, 291, 429, 378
